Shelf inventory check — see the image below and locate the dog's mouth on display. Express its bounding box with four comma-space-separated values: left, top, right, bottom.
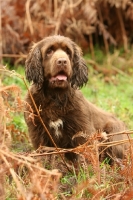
49, 72, 68, 82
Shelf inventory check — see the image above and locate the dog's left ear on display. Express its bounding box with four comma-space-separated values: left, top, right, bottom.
71, 43, 88, 89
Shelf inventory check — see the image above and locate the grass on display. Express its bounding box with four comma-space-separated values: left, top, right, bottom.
82, 73, 133, 129
1, 48, 133, 199
83, 49, 133, 129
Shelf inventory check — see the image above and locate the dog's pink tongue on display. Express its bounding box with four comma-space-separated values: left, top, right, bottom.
56, 75, 67, 81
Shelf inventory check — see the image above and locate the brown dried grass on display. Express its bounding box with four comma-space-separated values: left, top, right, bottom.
1, 0, 133, 63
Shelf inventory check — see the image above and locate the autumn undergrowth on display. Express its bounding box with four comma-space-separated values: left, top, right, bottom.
0, 48, 133, 199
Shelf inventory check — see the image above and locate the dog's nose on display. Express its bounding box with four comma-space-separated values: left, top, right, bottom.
56, 58, 67, 66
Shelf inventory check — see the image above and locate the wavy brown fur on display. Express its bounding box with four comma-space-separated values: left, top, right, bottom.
24, 35, 128, 161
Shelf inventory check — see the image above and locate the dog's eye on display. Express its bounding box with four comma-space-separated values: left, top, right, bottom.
46, 47, 54, 56
66, 48, 71, 57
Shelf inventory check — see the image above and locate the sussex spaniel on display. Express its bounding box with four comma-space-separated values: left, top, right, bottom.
24, 35, 128, 161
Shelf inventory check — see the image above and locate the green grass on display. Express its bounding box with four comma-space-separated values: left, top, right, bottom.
2, 65, 27, 96
82, 71, 133, 129
83, 48, 133, 129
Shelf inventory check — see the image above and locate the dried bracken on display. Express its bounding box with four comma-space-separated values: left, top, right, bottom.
1, 0, 133, 63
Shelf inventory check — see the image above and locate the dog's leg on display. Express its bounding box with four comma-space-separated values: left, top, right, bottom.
103, 120, 128, 160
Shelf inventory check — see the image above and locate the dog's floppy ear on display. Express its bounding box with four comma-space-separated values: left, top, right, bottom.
25, 44, 44, 87
71, 43, 88, 89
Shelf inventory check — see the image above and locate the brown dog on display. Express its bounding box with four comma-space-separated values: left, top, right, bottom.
24, 35, 128, 161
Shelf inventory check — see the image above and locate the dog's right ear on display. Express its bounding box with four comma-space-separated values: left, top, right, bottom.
25, 44, 44, 87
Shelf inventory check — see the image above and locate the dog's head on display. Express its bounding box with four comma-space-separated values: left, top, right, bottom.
25, 35, 88, 89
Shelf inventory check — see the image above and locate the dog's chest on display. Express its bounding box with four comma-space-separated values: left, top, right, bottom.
41, 102, 87, 141
49, 118, 63, 138
39, 92, 89, 142
41, 106, 71, 138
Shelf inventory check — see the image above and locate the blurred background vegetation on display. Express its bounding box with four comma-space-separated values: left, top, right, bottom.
1, 0, 133, 62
